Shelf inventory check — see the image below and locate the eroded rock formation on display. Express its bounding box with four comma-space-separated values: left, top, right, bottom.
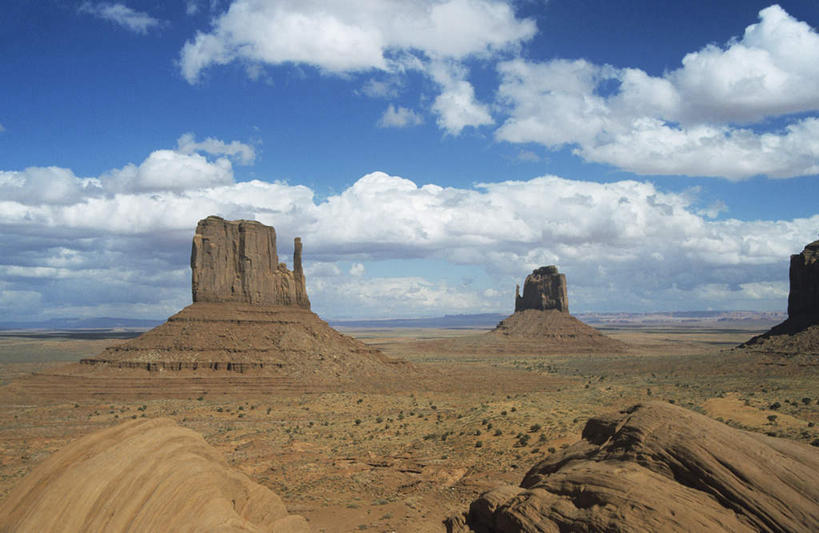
0, 418, 310, 532
447, 402, 819, 533
73, 216, 413, 381
489, 265, 624, 352
191, 216, 309, 308
788, 239, 819, 320
515, 265, 568, 313
742, 239, 819, 354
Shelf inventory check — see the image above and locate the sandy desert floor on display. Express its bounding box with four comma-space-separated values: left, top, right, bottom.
0, 325, 817, 532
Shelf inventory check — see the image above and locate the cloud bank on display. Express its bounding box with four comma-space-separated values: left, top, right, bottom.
496, 4, 819, 179
177, 2, 819, 179
1, 137, 815, 321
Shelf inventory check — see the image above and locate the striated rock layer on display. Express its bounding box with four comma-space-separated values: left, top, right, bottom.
80, 302, 408, 379
0, 418, 309, 533
447, 402, 819, 533
742, 240, 819, 354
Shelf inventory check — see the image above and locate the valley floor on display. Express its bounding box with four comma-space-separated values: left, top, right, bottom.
0, 325, 816, 532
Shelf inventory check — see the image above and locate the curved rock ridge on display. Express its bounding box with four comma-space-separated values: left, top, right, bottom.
447, 402, 819, 533
191, 216, 310, 308
743, 239, 819, 354
0, 417, 310, 533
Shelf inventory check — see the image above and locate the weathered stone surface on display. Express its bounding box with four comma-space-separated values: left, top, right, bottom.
448, 402, 819, 533
788, 239, 819, 319
191, 216, 309, 308
515, 266, 568, 313
0, 417, 310, 532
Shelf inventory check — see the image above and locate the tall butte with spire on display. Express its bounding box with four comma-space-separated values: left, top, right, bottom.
77, 216, 410, 381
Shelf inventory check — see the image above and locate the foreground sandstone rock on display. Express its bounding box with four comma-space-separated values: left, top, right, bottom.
447, 402, 819, 533
490, 266, 624, 352
0, 418, 310, 532
743, 239, 819, 355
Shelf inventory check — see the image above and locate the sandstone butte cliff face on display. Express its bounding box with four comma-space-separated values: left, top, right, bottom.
788, 239, 819, 320
191, 215, 310, 309
515, 266, 569, 313
742, 239, 819, 353
0, 418, 309, 533
447, 402, 819, 533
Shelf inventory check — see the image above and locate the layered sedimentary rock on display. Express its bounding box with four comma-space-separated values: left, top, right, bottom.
77, 216, 410, 380
192, 216, 309, 308
0, 418, 309, 533
447, 402, 819, 533
490, 266, 624, 352
742, 240, 819, 354
515, 266, 568, 313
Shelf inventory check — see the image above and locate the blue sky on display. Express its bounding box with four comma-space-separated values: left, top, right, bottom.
1, 0, 818, 321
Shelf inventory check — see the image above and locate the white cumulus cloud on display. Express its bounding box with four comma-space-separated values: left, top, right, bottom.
179, 0, 535, 82
79, 2, 163, 34
1, 145, 816, 320
378, 105, 423, 128
495, 5, 819, 180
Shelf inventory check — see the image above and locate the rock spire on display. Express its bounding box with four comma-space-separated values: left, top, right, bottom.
191, 216, 310, 309
515, 265, 569, 313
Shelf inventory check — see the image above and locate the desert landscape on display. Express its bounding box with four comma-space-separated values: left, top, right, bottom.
5, 2, 819, 531
0, 218, 816, 532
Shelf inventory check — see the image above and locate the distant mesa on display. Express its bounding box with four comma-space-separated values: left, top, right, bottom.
447, 401, 819, 533
490, 265, 625, 352
72, 215, 411, 383
742, 239, 819, 354
0, 417, 309, 532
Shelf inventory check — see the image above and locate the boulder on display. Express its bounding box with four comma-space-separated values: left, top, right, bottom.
447, 402, 819, 533
515, 266, 568, 313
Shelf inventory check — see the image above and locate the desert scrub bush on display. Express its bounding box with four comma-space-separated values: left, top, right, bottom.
475, 440, 483, 448
515, 434, 531, 447
354, 419, 361, 425
529, 423, 542, 433
769, 402, 781, 410
494, 428, 502, 436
